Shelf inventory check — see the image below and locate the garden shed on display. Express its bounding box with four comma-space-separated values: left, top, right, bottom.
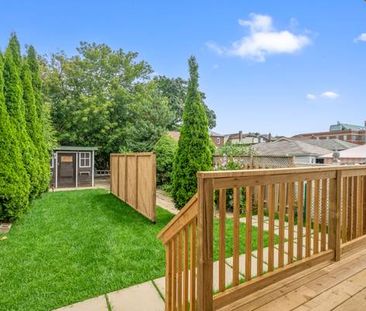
50, 146, 97, 188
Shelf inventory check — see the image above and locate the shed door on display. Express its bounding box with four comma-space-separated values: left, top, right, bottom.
57, 153, 76, 187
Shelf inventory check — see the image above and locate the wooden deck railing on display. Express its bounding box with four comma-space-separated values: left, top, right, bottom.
158, 194, 198, 311
158, 165, 366, 310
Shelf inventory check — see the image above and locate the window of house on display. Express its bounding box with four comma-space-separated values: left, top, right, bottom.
216, 137, 221, 144
79, 152, 91, 168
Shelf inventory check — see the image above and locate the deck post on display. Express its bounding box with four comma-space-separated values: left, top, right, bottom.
197, 174, 214, 311
329, 169, 342, 261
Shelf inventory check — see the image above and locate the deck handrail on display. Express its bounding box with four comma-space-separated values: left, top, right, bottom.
158, 193, 198, 244
159, 165, 366, 310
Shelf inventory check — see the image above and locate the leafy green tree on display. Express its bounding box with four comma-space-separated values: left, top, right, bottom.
42, 42, 165, 168
124, 82, 174, 152
154, 75, 216, 129
0, 52, 30, 220
27, 45, 53, 192
154, 133, 178, 186
172, 57, 212, 209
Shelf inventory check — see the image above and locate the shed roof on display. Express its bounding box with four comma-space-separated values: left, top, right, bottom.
54, 146, 98, 151
253, 140, 330, 157
320, 144, 366, 159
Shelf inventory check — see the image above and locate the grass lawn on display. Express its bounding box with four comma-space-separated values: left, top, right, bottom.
0, 189, 274, 310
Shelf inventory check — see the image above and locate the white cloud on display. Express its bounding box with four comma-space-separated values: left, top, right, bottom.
355, 33, 366, 42
306, 91, 340, 101
207, 13, 311, 62
321, 91, 339, 99
306, 94, 317, 100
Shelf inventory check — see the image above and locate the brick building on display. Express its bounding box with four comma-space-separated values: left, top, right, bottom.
293, 121, 366, 145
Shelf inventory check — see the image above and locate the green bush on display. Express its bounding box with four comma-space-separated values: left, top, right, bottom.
154, 133, 177, 186
172, 57, 212, 209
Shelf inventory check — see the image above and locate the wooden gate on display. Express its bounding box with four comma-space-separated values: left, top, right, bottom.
110, 153, 156, 222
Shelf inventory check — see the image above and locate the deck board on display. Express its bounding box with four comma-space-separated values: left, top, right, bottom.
218, 248, 366, 311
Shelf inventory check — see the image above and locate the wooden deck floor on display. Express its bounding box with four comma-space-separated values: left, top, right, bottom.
219, 246, 366, 311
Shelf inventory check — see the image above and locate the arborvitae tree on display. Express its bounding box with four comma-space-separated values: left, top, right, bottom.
21, 61, 43, 196
3, 45, 36, 199
7, 33, 22, 69
27, 45, 52, 193
0, 53, 30, 220
172, 56, 212, 209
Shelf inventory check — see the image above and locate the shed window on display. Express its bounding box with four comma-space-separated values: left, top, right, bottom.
79, 152, 91, 168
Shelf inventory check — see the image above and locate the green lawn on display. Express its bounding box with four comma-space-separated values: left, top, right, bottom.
0, 189, 273, 310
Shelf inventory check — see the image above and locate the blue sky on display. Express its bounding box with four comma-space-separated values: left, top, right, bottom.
1, 0, 365, 136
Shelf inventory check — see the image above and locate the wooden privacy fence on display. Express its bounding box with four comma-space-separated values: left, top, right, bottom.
158, 165, 366, 310
110, 153, 156, 222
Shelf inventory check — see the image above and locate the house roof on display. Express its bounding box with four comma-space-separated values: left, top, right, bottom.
54, 146, 98, 151
320, 144, 366, 159
330, 122, 366, 131
210, 131, 223, 137
167, 130, 223, 141
253, 140, 330, 157
301, 139, 357, 151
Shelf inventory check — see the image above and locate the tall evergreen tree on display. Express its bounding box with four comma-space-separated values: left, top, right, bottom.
27, 45, 52, 192
3, 42, 36, 199
0, 52, 29, 220
172, 56, 212, 209
7, 33, 22, 69
21, 61, 43, 195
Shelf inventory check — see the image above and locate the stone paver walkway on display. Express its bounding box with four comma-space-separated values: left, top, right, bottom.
55, 216, 320, 310
156, 189, 179, 215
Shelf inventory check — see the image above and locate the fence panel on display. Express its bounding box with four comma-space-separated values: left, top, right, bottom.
110, 153, 156, 222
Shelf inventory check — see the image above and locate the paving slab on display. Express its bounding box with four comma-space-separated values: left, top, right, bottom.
226, 254, 263, 279
54, 295, 108, 311
213, 260, 236, 291
0, 223, 11, 234
153, 277, 166, 299
107, 281, 164, 311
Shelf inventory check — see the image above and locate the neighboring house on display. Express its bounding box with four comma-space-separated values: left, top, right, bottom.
210, 131, 225, 147
320, 144, 366, 165
50, 146, 97, 188
253, 139, 331, 165
293, 121, 366, 145
226, 131, 272, 145
300, 139, 357, 151
167, 130, 225, 147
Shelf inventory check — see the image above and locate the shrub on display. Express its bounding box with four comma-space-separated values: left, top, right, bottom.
172, 57, 212, 209
154, 133, 177, 186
